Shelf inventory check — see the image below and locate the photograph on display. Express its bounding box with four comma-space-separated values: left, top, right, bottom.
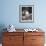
19, 5, 34, 23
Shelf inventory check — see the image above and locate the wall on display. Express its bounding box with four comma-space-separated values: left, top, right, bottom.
0, 0, 46, 29
0, 0, 46, 44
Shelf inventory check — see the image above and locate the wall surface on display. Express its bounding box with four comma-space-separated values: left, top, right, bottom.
0, 0, 46, 29
0, 0, 46, 44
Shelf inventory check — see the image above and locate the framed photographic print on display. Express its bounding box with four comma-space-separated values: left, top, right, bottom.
19, 5, 34, 23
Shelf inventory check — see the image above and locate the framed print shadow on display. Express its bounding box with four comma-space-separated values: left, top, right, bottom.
19, 5, 34, 23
